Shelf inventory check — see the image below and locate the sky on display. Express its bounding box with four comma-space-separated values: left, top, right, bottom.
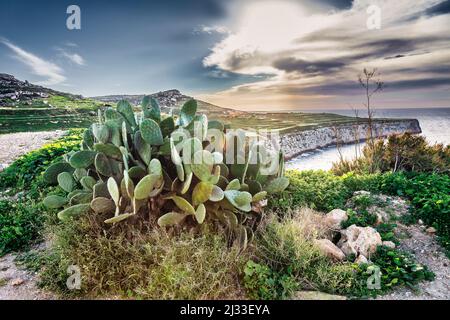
0, 0, 449, 111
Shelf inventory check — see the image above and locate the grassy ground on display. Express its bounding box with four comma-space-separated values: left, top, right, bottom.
0, 96, 103, 134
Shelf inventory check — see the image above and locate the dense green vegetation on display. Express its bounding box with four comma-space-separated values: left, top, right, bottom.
382, 173, 450, 255
0, 200, 44, 256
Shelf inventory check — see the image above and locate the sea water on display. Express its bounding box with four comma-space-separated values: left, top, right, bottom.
286, 108, 450, 171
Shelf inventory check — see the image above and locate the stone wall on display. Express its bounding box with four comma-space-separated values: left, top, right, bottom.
279, 119, 422, 160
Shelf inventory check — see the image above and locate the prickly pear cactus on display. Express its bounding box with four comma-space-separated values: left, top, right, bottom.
42, 96, 289, 249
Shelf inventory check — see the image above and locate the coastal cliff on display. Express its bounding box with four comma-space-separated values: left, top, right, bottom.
280, 119, 422, 160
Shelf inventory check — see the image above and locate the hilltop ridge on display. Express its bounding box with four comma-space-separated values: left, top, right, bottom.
0, 74, 81, 106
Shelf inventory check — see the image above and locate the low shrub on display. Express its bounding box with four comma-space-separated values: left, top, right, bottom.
354, 246, 435, 297
332, 133, 450, 175
0, 200, 45, 256
380, 172, 450, 255
270, 170, 386, 213
250, 211, 358, 298
243, 260, 297, 300
40, 217, 247, 299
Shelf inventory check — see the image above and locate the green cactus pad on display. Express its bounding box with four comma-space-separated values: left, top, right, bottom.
90, 197, 115, 214
123, 170, 135, 199
170, 138, 184, 181
57, 204, 90, 222
43, 195, 68, 209
93, 181, 110, 198
264, 177, 290, 194
160, 116, 175, 137
204, 165, 220, 185
217, 163, 229, 177
67, 189, 83, 199
57, 172, 76, 192
209, 185, 224, 202
181, 137, 203, 163
104, 107, 124, 123
134, 174, 160, 200
69, 150, 97, 169
43, 162, 74, 184
148, 158, 162, 177
167, 195, 196, 215
247, 180, 263, 195
226, 179, 241, 191
142, 96, 161, 123
224, 190, 252, 212
105, 120, 123, 147
104, 213, 133, 224
140, 119, 164, 146
134, 131, 152, 165
148, 180, 165, 197
180, 99, 197, 127
70, 192, 93, 205
93, 143, 122, 160
80, 176, 97, 191
121, 121, 130, 151
195, 204, 206, 224
252, 191, 267, 202
92, 123, 110, 144
192, 182, 213, 206
181, 172, 193, 194
117, 100, 137, 128
128, 166, 147, 181
107, 177, 120, 205
191, 150, 214, 182
83, 129, 95, 149
94, 153, 113, 177
157, 212, 187, 227
74, 168, 88, 180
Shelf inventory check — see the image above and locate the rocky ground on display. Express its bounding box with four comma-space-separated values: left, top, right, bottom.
376, 223, 450, 300
0, 130, 66, 170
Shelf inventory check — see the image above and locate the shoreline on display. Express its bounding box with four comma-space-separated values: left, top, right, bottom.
280, 119, 422, 161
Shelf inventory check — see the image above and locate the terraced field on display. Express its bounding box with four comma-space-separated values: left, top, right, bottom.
196, 101, 374, 134
0, 107, 97, 134
0, 94, 384, 135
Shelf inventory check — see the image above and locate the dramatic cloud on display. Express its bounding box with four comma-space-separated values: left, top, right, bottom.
1, 39, 66, 85
199, 0, 450, 110
57, 48, 86, 66
193, 24, 230, 35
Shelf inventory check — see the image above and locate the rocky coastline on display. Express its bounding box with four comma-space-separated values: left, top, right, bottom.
280, 119, 422, 160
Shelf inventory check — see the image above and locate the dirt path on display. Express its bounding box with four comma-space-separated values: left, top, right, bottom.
0, 131, 66, 299
377, 223, 450, 300
0, 131, 66, 170
0, 250, 56, 300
